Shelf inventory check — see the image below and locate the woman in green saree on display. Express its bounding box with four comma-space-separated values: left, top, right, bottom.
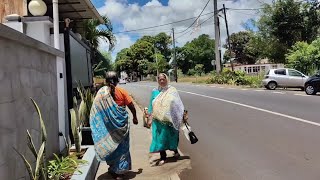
147, 73, 185, 166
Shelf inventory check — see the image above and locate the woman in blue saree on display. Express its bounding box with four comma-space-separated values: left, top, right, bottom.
147, 73, 185, 166
90, 71, 138, 180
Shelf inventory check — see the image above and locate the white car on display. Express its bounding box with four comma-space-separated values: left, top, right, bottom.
262, 68, 309, 90
119, 78, 126, 84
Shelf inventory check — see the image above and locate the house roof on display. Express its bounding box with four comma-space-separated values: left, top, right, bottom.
44, 0, 103, 33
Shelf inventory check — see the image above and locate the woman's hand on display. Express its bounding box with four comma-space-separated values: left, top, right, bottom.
183, 110, 188, 123
133, 116, 138, 125
147, 115, 153, 128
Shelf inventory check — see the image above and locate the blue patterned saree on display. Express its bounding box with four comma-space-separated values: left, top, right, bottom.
90, 86, 131, 174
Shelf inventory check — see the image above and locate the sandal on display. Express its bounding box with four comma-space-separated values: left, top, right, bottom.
174, 152, 180, 158
151, 160, 166, 167
158, 160, 166, 166
109, 172, 124, 180
115, 175, 124, 180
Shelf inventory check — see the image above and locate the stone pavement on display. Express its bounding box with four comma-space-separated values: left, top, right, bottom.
94, 102, 191, 180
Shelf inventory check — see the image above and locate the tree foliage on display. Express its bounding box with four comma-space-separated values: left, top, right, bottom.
223, 31, 260, 64
176, 34, 215, 74
286, 38, 320, 75
83, 15, 116, 50
93, 51, 112, 76
114, 33, 171, 76
256, 0, 320, 63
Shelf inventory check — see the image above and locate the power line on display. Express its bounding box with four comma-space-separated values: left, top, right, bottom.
112, 6, 262, 35
113, 11, 215, 34
177, 0, 212, 34
229, 10, 259, 16
227, 8, 263, 11
175, 14, 215, 40
121, 29, 173, 33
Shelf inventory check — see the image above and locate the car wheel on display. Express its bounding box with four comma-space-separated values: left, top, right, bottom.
267, 81, 277, 90
305, 85, 317, 95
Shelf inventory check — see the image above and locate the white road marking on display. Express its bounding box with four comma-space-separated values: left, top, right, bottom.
178, 90, 320, 127
294, 94, 309, 97
218, 87, 225, 89
241, 89, 248, 91
210, 86, 216, 88
229, 88, 236, 90
272, 92, 285, 94
131, 84, 319, 127
254, 90, 265, 92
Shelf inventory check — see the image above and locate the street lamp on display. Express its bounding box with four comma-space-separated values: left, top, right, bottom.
28, 0, 47, 16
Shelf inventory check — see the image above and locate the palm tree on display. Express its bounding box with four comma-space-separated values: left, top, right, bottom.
83, 15, 116, 51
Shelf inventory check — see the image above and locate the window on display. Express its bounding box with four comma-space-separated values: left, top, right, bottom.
274, 69, 286, 75
248, 67, 252, 73
253, 66, 257, 73
288, 69, 302, 77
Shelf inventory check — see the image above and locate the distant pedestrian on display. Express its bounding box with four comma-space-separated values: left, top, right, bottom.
90, 71, 138, 180
147, 73, 185, 166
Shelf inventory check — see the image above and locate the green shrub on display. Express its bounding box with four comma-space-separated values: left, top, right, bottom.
206, 69, 263, 87
48, 154, 87, 180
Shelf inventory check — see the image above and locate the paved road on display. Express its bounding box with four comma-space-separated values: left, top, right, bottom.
121, 82, 320, 180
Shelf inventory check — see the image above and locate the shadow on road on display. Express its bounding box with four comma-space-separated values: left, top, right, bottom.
97, 168, 143, 180
165, 156, 191, 164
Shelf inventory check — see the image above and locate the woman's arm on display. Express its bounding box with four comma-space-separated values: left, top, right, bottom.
127, 102, 138, 124
148, 90, 155, 114
147, 90, 156, 127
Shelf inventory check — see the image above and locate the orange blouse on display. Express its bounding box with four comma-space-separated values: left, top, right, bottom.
114, 86, 133, 106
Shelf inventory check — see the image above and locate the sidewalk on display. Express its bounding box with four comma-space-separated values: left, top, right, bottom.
95, 102, 191, 180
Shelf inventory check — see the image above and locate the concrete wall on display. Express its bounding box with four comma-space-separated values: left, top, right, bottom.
0, 24, 64, 179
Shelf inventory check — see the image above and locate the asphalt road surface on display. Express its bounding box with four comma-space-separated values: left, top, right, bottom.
120, 82, 320, 180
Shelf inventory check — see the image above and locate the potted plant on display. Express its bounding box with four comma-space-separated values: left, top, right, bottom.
76, 82, 95, 145
14, 99, 88, 180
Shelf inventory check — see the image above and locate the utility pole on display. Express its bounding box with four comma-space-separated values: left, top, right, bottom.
223, 4, 234, 71
172, 28, 177, 82
214, 0, 221, 74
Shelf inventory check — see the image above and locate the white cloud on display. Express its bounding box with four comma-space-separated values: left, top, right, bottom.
145, 0, 162, 7
98, 33, 134, 61
97, 0, 273, 59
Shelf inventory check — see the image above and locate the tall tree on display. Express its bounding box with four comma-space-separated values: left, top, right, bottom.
256, 0, 320, 63
224, 31, 259, 64
114, 33, 171, 76
176, 34, 215, 74
115, 48, 132, 74
154, 32, 172, 61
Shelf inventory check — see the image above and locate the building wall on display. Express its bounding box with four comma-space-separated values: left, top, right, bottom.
233, 64, 285, 74
0, 24, 64, 179
0, 0, 28, 23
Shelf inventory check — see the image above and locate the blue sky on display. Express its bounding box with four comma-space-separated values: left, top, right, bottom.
92, 0, 269, 60
93, 0, 168, 7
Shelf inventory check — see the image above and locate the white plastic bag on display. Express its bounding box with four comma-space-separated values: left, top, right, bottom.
181, 123, 191, 142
